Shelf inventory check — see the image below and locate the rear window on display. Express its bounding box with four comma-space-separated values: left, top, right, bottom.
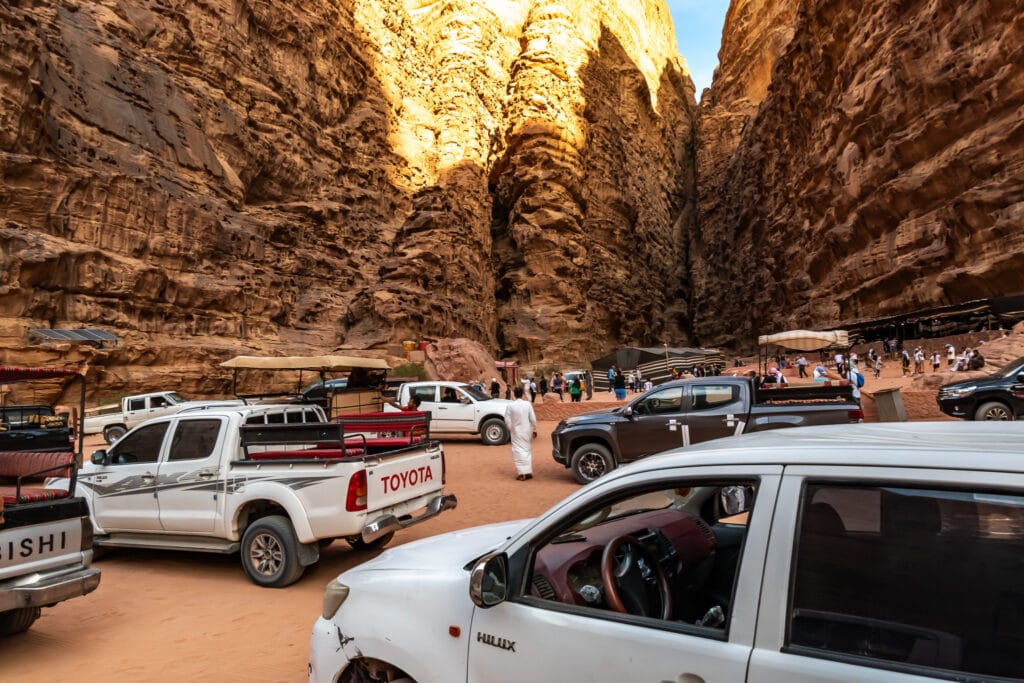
789, 483, 1024, 679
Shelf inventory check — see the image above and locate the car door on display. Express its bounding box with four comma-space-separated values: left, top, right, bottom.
82, 421, 169, 532
614, 385, 687, 461
684, 383, 746, 446
411, 385, 446, 428
748, 465, 1024, 683
435, 387, 477, 430
156, 417, 225, 533
468, 465, 783, 683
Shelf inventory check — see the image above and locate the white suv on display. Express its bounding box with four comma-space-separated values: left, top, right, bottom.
309, 422, 1024, 683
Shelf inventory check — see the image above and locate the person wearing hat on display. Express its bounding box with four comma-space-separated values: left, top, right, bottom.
761, 367, 788, 388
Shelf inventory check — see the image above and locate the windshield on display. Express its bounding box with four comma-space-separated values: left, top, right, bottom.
460, 385, 492, 401
996, 356, 1024, 378
167, 392, 188, 403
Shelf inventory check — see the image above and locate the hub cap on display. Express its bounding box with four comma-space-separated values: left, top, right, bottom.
249, 533, 284, 576
578, 452, 607, 480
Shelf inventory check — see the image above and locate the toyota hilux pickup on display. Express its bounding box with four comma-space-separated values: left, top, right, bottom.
937, 354, 1024, 420
1, 367, 99, 635
390, 381, 514, 445
55, 405, 456, 587
552, 376, 863, 483
310, 421, 1024, 683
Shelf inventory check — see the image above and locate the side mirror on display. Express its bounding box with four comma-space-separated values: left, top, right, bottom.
624, 406, 634, 418
1017, 372, 1024, 383
91, 450, 108, 465
469, 552, 508, 608
720, 485, 754, 516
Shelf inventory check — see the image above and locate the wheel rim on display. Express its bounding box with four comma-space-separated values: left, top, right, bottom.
578, 452, 607, 481
485, 424, 504, 442
107, 428, 125, 443
249, 533, 284, 576
984, 406, 1011, 420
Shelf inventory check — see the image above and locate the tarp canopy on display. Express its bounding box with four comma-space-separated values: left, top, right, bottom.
0, 367, 82, 384
758, 330, 850, 351
591, 347, 724, 372
220, 355, 390, 371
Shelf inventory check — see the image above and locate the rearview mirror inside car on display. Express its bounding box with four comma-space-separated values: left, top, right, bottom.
470, 552, 508, 608
91, 450, 108, 465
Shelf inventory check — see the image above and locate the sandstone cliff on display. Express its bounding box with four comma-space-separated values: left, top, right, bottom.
695, 0, 1024, 347
0, 0, 695, 398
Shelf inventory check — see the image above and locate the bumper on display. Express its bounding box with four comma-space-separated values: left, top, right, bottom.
551, 433, 568, 466
0, 560, 100, 613
936, 397, 970, 418
310, 617, 350, 683
361, 493, 457, 543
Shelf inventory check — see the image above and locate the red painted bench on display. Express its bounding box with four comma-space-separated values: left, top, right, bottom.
0, 450, 73, 504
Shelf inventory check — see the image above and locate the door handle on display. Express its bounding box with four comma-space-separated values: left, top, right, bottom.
678, 675, 705, 683
141, 474, 156, 485
198, 472, 215, 479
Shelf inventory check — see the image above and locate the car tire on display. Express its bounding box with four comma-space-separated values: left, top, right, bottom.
571, 443, 614, 485
345, 531, 395, 551
240, 515, 305, 588
975, 401, 1014, 421
0, 607, 40, 636
480, 418, 509, 446
103, 424, 127, 444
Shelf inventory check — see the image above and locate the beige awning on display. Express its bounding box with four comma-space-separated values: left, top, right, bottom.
757, 330, 850, 351
220, 355, 390, 371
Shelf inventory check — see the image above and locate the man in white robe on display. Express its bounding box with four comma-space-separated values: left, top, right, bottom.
504, 386, 537, 480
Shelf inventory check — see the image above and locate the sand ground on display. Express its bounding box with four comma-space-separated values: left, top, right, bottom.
0, 364, 965, 681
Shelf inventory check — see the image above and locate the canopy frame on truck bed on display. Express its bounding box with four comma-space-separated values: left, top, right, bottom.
0, 367, 85, 497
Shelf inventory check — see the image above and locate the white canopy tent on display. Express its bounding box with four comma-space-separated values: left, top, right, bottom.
757, 330, 850, 352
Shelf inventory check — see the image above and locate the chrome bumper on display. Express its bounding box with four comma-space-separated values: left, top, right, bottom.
0, 561, 101, 612
361, 494, 458, 543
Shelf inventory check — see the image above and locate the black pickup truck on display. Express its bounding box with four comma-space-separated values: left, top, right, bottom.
937, 355, 1024, 421
0, 405, 74, 453
552, 376, 863, 483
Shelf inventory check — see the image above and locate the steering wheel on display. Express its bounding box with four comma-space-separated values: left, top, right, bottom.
600, 535, 672, 620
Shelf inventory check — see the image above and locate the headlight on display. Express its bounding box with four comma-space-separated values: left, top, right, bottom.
942, 385, 977, 398
322, 579, 350, 619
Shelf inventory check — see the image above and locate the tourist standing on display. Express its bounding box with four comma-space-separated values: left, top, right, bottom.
489, 377, 501, 399
552, 373, 564, 402
607, 366, 616, 393
570, 376, 583, 402
614, 369, 627, 400
931, 351, 941, 372
634, 366, 643, 392
503, 386, 536, 481
946, 344, 956, 367
797, 355, 808, 378
901, 349, 911, 376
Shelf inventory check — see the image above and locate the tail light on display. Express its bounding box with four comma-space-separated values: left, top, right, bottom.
80, 517, 94, 551
849, 409, 864, 422
441, 448, 446, 486
346, 471, 368, 511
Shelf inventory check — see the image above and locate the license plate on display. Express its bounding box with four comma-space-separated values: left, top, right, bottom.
0, 519, 82, 568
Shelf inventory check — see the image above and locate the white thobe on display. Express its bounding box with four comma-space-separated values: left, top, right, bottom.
504, 399, 537, 475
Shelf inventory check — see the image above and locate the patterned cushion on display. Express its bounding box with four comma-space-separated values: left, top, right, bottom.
0, 485, 68, 504
0, 451, 74, 479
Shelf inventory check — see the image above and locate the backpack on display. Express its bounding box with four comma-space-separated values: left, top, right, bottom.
853, 369, 865, 388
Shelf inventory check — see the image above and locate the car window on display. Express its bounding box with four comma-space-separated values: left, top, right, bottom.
789, 483, 1024, 679
411, 386, 437, 403
128, 398, 145, 411
633, 387, 684, 416
267, 412, 285, 424
690, 385, 740, 411
108, 422, 168, 464
151, 396, 169, 408
527, 479, 758, 635
167, 419, 221, 462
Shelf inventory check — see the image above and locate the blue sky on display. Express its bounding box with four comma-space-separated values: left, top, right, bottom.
665, 0, 730, 96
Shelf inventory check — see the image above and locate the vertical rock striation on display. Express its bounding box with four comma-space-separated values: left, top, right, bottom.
695, 0, 1024, 347
0, 0, 696, 393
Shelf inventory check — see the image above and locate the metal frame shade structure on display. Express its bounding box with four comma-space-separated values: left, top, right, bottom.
0, 367, 86, 471
757, 330, 851, 375
219, 355, 391, 397
29, 328, 119, 346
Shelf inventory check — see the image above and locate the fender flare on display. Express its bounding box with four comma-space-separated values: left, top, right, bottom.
227, 482, 316, 543
562, 425, 619, 465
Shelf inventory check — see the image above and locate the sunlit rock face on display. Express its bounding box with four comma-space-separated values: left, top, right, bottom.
0, 0, 696, 395
694, 0, 1024, 347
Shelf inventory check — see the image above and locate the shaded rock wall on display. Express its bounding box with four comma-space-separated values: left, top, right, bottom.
695, 0, 1024, 348
0, 0, 695, 397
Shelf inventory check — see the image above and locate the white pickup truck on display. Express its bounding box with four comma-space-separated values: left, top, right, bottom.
60, 404, 456, 587
390, 381, 513, 445
310, 422, 1024, 683
83, 391, 241, 444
